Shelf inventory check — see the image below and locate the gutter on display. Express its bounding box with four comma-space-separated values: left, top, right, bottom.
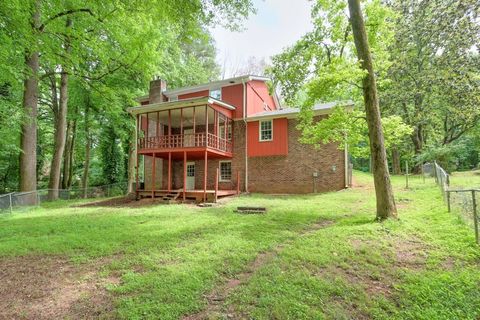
242, 79, 249, 193
344, 135, 349, 188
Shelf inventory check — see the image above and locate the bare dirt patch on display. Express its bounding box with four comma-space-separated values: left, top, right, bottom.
183, 219, 334, 320
0, 255, 118, 319
392, 238, 429, 269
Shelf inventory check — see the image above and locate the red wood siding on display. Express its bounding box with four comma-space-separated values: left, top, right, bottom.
247, 118, 288, 157
246, 80, 278, 117
221, 84, 243, 118
179, 90, 209, 100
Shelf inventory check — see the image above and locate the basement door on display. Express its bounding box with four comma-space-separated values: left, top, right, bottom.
186, 162, 195, 190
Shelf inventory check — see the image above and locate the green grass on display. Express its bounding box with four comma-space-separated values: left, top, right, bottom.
449, 170, 480, 188
1, 172, 479, 319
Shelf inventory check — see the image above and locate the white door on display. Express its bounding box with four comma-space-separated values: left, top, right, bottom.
184, 128, 194, 147
186, 162, 195, 190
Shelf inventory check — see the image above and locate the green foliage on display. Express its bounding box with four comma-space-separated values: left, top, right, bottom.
99, 126, 125, 184
298, 105, 412, 158
0, 0, 255, 191
1, 173, 480, 318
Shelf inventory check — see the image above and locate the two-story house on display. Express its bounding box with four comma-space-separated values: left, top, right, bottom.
128, 75, 351, 202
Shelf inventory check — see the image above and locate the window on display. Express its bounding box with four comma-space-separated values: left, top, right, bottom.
227, 125, 232, 140
259, 120, 273, 141
169, 95, 178, 102
219, 123, 232, 141
219, 161, 232, 182
187, 164, 195, 177
210, 88, 222, 100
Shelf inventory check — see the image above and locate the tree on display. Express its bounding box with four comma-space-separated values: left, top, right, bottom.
347, 0, 397, 219
19, 1, 40, 197
1, 0, 255, 199
382, 0, 480, 161
269, 0, 397, 219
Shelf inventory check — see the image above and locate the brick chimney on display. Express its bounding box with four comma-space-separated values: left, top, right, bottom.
149, 77, 167, 103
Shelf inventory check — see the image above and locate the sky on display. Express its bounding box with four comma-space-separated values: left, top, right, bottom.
210, 0, 313, 78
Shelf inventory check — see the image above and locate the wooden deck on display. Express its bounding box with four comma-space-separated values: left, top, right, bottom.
138, 189, 238, 203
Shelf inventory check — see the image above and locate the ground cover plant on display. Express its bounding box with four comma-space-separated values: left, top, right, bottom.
0, 171, 479, 319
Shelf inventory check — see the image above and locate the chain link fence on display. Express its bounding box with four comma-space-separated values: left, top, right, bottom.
432, 161, 480, 244
0, 182, 128, 214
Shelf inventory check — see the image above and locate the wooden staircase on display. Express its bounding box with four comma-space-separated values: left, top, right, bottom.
162, 191, 180, 204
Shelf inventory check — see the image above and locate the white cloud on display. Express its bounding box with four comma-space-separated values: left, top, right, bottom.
211, 0, 313, 78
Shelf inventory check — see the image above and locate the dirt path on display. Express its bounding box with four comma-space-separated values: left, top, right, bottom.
183, 219, 334, 320
0, 255, 119, 319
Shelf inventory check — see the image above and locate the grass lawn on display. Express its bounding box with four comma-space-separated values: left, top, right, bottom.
449, 170, 480, 188
1, 171, 479, 319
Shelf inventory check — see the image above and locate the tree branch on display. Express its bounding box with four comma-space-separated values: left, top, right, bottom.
39, 8, 97, 31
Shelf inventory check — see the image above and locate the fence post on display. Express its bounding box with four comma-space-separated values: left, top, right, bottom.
9, 193, 13, 214
472, 190, 479, 245
447, 190, 451, 212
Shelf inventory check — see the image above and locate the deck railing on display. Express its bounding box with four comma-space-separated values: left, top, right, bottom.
138, 133, 232, 153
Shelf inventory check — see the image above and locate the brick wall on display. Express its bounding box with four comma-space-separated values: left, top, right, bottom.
247, 117, 345, 194
143, 117, 345, 194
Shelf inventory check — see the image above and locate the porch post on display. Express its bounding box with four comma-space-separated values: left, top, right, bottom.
204, 150, 207, 202
205, 105, 208, 147
183, 151, 187, 201
151, 153, 155, 199
145, 113, 149, 148
193, 107, 196, 134
168, 109, 171, 147
135, 153, 139, 198
168, 152, 172, 192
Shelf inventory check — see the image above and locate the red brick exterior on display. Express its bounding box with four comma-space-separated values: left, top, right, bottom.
139, 78, 346, 195
247, 118, 345, 193
151, 117, 345, 194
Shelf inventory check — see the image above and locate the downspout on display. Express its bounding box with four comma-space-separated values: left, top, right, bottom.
242, 79, 249, 193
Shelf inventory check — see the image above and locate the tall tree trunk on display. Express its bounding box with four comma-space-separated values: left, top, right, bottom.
82, 102, 91, 198
348, 0, 397, 220
62, 119, 73, 189
62, 106, 77, 189
68, 117, 77, 187
392, 147, 401, 175
128, 134, 137, 193
48, 17, 72, 200
127, 117, 136, 194
411, 125, 423, 173
19, 2, 40, 205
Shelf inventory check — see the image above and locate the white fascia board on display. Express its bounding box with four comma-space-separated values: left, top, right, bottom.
245, 101, 354, 122
127, 97, 235, 115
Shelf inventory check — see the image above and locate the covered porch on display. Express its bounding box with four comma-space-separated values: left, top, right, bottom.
135, 149, 240, 203
135, 97, 234, 156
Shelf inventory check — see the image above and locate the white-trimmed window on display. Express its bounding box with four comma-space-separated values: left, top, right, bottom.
210, 88, 222, 100
259, 120, 273, 141
219, 123, 233, 141
219, 161, 232, 182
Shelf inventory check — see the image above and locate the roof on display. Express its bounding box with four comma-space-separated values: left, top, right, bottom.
162, 75, 270, 98
246, 101, 354, 121
127, 96, 236, 115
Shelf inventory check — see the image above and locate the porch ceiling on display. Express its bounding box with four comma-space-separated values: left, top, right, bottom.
139, 148, 232, 160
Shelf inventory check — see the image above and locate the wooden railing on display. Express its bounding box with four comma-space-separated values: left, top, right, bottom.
138, 133, 233, 153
